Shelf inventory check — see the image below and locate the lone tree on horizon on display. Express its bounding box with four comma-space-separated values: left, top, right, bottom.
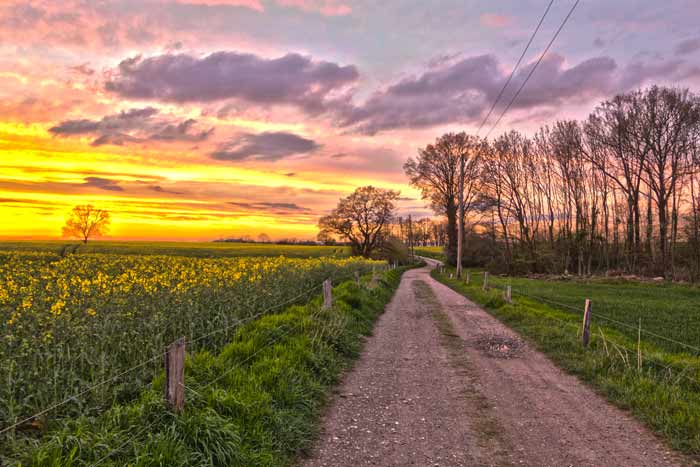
318, 186, 399, 257
62, 204, 111, 243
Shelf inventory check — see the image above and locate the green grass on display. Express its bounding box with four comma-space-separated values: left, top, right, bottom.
477, 273, 700, 355
0, 252, 379, 440
433, 267, 700, 457
414, 246, 444, 261
4, 266, 410, 466
0, 241, 349, 258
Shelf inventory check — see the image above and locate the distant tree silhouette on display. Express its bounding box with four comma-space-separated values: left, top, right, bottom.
62, 204, 110, 243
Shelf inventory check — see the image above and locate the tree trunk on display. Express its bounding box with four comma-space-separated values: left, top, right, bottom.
456, 159, 465, 277
445, 198, 458, 266
658, 197, 668, 277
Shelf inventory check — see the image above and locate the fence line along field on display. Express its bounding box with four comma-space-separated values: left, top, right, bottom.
0, 249, 380, 449
475, 273, 700, 356
433, 266, 700, 453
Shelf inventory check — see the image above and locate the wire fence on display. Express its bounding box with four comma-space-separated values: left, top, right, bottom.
432, 264, 700, 387
82, 298, 340, 466
0, 265, 389, 439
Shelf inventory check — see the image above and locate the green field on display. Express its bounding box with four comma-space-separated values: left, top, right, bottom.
6, 264, 408, 465
0, 240, 349, 258
0, 242, 392, 465
482, 274, 700, 356
434, 267, 700, 455
414, 246, 444, 260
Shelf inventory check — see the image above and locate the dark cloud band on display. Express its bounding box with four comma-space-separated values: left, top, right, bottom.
211, 131, 320, 162
49, 107, 212, 146
105, 51, 358, 114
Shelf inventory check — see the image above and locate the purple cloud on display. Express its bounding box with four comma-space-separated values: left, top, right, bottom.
49, 107, 212, 146
211, 131, 320, 161
149, 119, 214, 142
90, 133, 141, 147
675, 37, 700, 56
105, 51, 358, 114
150, 185, 184, 195
337, 52, 699, 134
50, 107, 158, 135
83, 177, 123, 191
229, 200, 311, 214
337, 54, 501, 134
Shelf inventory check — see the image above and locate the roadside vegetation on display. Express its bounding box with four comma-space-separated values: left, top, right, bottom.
0, 250, 384, 463
7, 266, 409, 465
433, 266, 700, 456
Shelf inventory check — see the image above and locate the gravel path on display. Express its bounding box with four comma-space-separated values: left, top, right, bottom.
301, 261, 688, 466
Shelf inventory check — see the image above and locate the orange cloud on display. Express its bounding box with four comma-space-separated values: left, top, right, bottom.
479, 13, 513, 28
276, 0, 350, 16
172, 0, 264, 10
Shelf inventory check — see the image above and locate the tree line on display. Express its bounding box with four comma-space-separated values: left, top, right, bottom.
405, 85, 700, 280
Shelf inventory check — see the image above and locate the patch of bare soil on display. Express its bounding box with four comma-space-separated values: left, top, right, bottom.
472, 334, 524, 359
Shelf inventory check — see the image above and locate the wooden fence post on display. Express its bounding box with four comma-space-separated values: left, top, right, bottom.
482, 272, 489, 291
323, 279, 332, 309
637, 318, 642, 372
466, 270, 470, 285
582, 299, 592, 346
504, 285, 512, 304
165, 337, 185, 413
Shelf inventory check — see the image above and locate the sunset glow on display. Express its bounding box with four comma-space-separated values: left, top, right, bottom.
2, 0, 699, 240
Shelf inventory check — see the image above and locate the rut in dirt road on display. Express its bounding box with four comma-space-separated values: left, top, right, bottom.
301, 262, 687, 467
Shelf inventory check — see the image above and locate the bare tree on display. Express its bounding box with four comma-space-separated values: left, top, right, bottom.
62, 205, 111, 243
455, 134, 485, 277
405, 132, 483, 269
318, 186, 399, 257
585, 93, 647, 272
634, 86, 700, 275
405, 135, 459, 265
410, 86, 700, 280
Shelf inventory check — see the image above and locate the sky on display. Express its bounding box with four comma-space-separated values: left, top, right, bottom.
1, 0, 700, 241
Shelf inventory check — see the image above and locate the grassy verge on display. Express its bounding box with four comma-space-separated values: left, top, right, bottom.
432, 266, 700, 457
8, 267, 411, 466
476, 272, 700, 354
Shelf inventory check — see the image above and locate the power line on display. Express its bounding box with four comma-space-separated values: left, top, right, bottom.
476, 0, 555, 135
485, 0, 581, 139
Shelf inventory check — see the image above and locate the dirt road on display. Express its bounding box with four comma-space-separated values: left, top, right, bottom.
301, 261, 686, 466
